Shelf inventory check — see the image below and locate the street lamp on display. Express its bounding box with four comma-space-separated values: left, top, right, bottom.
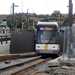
27, 8, 34, 29
12, 3, 19, 32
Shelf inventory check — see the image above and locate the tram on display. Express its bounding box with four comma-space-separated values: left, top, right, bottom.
35, 22, 60, 57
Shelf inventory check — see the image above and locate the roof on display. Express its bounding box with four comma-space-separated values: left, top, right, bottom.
37, 22, 58, 27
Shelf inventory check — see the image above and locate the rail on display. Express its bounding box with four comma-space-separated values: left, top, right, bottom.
0, 56, 42, 74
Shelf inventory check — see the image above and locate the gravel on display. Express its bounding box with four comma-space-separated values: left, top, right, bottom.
29, 65, 75, 75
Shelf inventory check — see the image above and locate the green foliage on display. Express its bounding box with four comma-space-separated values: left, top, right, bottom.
63, 18, 69, 26
28, 19, 37, 24
40, 18, 49, 22
16, 17, 22, 28
7, 17, 26, 28
28, 19, 33, 23
7, 18, 11, 28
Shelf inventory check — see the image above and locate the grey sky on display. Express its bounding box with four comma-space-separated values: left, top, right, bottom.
0, 0, 75, 15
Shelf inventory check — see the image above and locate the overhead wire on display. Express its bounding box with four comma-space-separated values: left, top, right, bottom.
43, 0, 51, 14
8, 0, 13, 3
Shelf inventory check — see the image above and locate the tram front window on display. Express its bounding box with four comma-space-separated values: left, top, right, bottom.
37, 27, 58, 44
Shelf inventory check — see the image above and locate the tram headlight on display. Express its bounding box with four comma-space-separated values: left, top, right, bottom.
37, 46, 40, 48
53, 46, 55, 48
46, 40, 48, 43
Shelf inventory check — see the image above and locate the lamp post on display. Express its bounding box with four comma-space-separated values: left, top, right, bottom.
26, 8, 34, 29
12, 3, 14, 31
27, 9, 28, 29
12, 3, 19, 32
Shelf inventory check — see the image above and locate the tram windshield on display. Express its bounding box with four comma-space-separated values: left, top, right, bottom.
37, 25, 59, 44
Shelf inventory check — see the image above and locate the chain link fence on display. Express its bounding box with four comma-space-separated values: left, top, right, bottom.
63, 26, 75, 64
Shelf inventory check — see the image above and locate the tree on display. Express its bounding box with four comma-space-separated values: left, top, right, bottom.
28, 19, 37, 29
63, 18, 69, 26
7, 18, 12, 28
7, 17, 25, 28
16, 17, 22, 28
40, 18, 49, 22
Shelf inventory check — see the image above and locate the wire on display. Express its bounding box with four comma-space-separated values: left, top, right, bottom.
8, 0, 13, 3
43, 0, 51, 14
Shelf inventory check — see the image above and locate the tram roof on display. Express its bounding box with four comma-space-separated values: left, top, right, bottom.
37, 22, 58, 27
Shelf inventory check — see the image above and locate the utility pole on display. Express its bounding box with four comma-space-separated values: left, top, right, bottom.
69, 0, 73, 27
27, 9, 28, 29
33, 12, 34, 29
12, 3, 14, 32
68, 0, 73, 58
12, 3, 18, 32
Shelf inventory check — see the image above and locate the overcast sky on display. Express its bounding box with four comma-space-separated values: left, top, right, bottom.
0, 0, 75, 15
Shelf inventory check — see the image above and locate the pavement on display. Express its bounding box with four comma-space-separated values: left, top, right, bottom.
47, 54, 75, 67
30, 54, 75, 75
0, 52, 36, 57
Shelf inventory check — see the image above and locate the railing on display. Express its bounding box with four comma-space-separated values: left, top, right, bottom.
0, 34, 10, 44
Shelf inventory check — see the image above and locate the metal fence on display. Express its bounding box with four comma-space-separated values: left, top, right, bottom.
0, 34, 10, 44
63, 26, 75, 64
10, 30, 35, 54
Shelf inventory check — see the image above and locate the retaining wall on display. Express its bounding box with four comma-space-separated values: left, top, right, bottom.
0, 41, 10, 54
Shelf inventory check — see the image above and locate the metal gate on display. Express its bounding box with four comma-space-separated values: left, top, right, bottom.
63, 26, 75, 64
10, 30, 35, 54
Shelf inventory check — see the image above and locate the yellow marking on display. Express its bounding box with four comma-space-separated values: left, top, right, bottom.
44, 44, 48, 50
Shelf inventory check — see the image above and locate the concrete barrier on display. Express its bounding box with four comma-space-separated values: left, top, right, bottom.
47, 55, 75, 67
0, 41, 10, 54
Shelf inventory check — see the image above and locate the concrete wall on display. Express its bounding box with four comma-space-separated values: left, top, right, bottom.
0, 41, 10, 54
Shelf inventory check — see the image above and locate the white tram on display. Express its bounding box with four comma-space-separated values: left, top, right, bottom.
35, 22, 60, 57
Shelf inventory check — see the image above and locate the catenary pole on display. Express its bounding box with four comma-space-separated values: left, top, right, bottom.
69, 0, 73, 27
12, 3, 14, 32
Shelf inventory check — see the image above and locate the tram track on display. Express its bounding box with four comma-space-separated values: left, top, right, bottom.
0, 52, 37, 62
0, 56, 51, 75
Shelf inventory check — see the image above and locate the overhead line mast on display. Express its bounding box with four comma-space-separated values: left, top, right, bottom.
69, 0, 73, 27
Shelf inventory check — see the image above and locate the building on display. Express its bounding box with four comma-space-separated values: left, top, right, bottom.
0, 14, 10, 34
7, 13, 50, 28
0, 14, 8, 26
7, 12, 69, 28
49, 11, 68, 26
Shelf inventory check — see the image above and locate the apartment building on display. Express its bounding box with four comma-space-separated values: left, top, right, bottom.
0, 14, 8, 26
0, 14, 10, 34
49, 11, 68, 26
